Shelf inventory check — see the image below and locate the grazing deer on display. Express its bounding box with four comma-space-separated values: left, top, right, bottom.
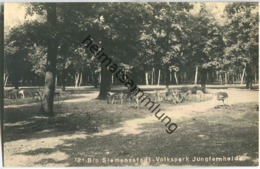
182, 90, 192, 102
196, 90, 204, 102
107, 91, 124, 104
172, 91, 179, 104
165, 89, 174, 101
32, 91, 43, 101
215, 92, 228, 105
173, 90, 192, 103
18, 89, 25, 99
6, 89, 19, 99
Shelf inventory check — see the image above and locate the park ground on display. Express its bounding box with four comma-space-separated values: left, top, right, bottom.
3, 84, 259, 167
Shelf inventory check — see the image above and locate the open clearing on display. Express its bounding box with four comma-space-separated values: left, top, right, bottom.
3, 85, 259, 167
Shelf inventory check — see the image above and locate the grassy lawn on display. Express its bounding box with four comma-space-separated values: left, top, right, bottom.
3, 87, 259, 167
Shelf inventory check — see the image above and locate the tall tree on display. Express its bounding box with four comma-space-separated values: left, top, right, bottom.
148, 3, 193, 87
223, 2, 258, 89
187, 4, 225, 91
40, 4, 58, 115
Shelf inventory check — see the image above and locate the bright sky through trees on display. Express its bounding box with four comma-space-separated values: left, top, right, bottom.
5, 2, 229, 29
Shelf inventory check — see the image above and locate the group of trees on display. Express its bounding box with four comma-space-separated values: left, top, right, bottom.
4, 2, 258, 115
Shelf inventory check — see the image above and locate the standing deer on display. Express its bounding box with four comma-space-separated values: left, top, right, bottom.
155, 90, 162, 102
130, 92, 140, 108
107, 91, 124, 104
196, 90, 204, 102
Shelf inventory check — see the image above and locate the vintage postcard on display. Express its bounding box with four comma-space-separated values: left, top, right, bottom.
2, 1, 259, 167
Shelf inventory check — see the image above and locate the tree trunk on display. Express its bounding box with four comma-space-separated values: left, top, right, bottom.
98, 66, 110, 99
210, 72, 214, 83
200, 68, 207, 92
170, 70, 172, 82
4, 74, 9, 87
220, 74, 223, 85
241, 67, 246, 84
145, 72, 149, 85
99, 73, 101, 84
41, 4, 58, 116
61, 69, 66, 91
166, 66, 170, 88
225, 73, 228, 85
87, 72, 89, 84
174, 72, 178, 85
55, 75, 58, 87
183, 72, 186, 83
194, 66, 198, 85
245, 64, 253, 89
93, 72, 98, 88
151, 68, 154, 85
13, 75, 19, 89
75, 73, 79, 87
79, 73, 83, 87
157, 69, 161, 86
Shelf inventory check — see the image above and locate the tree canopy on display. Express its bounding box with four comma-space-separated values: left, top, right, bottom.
4, 2, 259, 114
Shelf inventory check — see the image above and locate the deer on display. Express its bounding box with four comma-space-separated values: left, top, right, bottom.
32, 91, 43, 101
18, 89, 25, 99
172, 90, 192, 103
155, 90, 163, 102
165, 89, 174, 101
182, 90, 192, 101
196, 90, 204, 102
172, 90, 180, 104
215, 92, 228, 105
6, 89, 20, 99
129, 92, 140, 108
107, 91, 124, 104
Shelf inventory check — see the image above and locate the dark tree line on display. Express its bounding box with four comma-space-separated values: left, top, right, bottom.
4, 2, 258, 115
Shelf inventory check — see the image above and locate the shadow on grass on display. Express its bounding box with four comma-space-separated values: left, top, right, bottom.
15, 119, 258, 166
4, 99, 150, 142
4, 97, 258, 166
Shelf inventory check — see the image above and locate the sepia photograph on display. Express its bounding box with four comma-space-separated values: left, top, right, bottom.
2, 2, 259, 167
